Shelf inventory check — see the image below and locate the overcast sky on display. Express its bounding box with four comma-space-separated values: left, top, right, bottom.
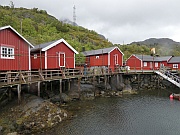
1, 0, 180, 44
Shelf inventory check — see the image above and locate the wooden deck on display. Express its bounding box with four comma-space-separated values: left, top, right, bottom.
0, 67, 157, 88
1, 67, 179, 103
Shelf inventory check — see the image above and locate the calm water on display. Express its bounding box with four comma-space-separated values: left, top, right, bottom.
41, 89, 180, 135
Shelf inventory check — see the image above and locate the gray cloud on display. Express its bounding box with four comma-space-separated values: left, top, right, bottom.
1, 0, 180, 44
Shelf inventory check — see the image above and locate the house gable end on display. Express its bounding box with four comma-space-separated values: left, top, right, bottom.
41, 39, 78, 54
0, 25, 34, 48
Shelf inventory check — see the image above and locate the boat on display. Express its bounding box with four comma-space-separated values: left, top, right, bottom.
170, 93, 180, 100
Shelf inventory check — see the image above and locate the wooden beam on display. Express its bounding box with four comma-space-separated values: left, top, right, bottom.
17, 84, 21, 104
38, 81, 41, 97
59, 79, 62, 102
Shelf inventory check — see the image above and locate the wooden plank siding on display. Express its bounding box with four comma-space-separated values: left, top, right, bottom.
0, 26, 33, 71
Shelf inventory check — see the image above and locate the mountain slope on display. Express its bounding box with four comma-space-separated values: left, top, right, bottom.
131, 38, 180, 46
0, 5, 113, 52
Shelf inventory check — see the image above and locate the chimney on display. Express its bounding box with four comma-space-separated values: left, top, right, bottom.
82, 46, 85, 52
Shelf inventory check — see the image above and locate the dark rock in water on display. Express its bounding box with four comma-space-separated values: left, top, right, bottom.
106, 83, 111, 90
123, 84, 132, 91
61, 93, 72, 102
116, 83, 125, 91
80, 91, 95, 100
80, 84, 94, 91
68, 91, 79, 99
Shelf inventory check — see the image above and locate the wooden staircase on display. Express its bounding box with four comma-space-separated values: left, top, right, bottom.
155, 70, 180, 88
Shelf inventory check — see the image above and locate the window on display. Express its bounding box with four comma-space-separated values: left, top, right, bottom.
173, 64, 178, 69
96, 56, 99, 59
1, 46, 14, 59
155, 62, 158, 67
143, 62, 147, 67
34, 54, 37, 59
114, 54, 118, 65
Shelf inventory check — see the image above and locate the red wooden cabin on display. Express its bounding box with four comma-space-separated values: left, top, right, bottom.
31, 39, 78, 70
168, 56, 180, 71
126, 54, 172, 70
81, 46, 124, 71
0, 25, 34, 71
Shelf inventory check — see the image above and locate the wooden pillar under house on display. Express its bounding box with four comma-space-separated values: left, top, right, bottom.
63, 80, 66, 92
45, 81, 48, 92
59, 79, 62, 102
138, 74, 140, 90
38, 81, 41, 97
78, 77, 81, 99
116, 74, 119, 85
157, 75, 160, 88
8, 87, 12, 101
68, 79, 71, 91
17, 84, 21, 104
93, 75, 96, 96
104, 75, 107, 90
50, 81, 53, 91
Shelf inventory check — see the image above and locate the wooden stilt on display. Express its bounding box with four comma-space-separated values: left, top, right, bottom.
63, 81, 66, 92
104, 75, 107, 90
68, 79, 71, 91
59, 79, 62, 102
51, 81, 53, 91
8, 87, 12, 101
17, 84, 21, 104
93, 76, 96, 96
116, 74, 119, 85
27, 84, 30, 93
78, 77, 81, 98
38, 81, 41, 97
45, 82, 48, 91
138, 74, 140, 90
157, 75, 160, 88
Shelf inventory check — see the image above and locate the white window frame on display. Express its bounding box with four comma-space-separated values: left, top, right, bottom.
143, 62, 147, 67
114, 54, 118, 65
173, 64, 178, 69
59, 52, 65, 67
1, 46, 14, 59
96, 56, 99, 59
155, 62, 158, 67
34, 54, 37, 59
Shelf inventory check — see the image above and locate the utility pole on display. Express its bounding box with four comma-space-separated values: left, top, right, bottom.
73, 5, 76, 26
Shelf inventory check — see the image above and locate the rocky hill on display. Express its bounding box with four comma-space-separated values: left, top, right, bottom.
131, 38, 180, 46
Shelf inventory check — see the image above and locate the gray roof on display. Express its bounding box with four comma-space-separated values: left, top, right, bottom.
31, 40, 58, 51
134, 54, 172, 62
168, 57, 180, 63
31, 39, 78, 54
81, 46, 120, 56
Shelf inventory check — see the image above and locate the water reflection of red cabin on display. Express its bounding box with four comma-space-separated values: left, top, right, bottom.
126, 54, 172, 70
31, 39, 78, 70
0, 25, 34, 71
81, 46, 124, 71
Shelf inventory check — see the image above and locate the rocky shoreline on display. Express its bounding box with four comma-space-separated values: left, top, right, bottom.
0, 74, 176, 135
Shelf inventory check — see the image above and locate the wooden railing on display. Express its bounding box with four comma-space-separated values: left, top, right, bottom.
0, 66, 171, 88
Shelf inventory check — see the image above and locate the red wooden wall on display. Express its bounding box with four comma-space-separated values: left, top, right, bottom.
126, 55, 141, 70
109, 48, 123, 70
31, 42, 75, 70
0, 28, 30, 71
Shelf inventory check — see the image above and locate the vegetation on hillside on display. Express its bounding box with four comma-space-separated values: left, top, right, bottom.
0, 5, 112, 51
